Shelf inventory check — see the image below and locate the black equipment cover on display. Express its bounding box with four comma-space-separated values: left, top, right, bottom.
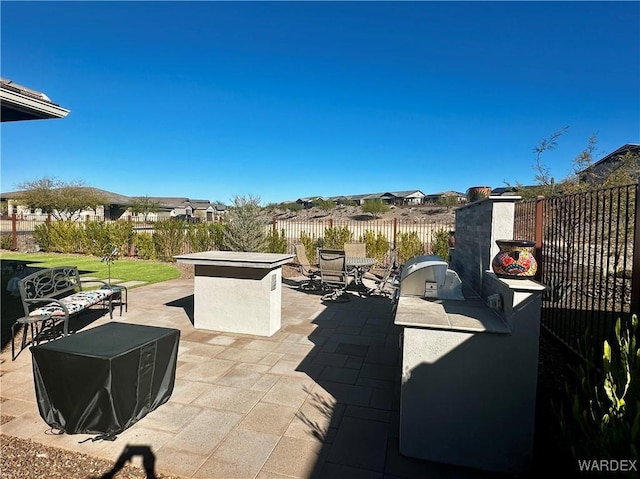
31, 322, 180, 437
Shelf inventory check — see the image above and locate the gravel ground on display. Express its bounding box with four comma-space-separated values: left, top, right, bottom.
0, 433, 185, 479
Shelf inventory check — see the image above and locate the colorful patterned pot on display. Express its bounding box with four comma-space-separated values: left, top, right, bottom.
491, 239, 537, 279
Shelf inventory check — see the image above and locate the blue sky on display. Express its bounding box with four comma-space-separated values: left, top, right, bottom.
1, 1, 638, 205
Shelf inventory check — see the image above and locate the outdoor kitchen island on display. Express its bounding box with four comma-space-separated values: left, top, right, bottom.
175, 251, 294, 337
394, 273, 546, 475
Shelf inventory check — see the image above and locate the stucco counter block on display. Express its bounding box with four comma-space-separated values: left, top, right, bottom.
394, 278, 545, 475
175, 252, 294, 337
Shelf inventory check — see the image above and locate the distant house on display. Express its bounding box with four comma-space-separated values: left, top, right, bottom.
578, 143, 640, 184
423, 191, 466, 205
320, 190, 427, 206
0, 188, 224, 222
387, 190, 426, 205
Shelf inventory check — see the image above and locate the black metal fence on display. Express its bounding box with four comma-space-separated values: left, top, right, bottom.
514, 181, 640, 358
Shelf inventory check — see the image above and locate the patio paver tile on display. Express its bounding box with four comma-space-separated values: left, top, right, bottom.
327, 416, 389, 472
137, 401, 203, 433
154, 445, 209, 479
319, 366, 359, 385
261, 435, 324, 479
237, 402, 298, 436
169, 409, 243, 455
192, 385, 264, 413
193, 428, 280, 479
319, 462, 384, 479
214, 368, 265, 389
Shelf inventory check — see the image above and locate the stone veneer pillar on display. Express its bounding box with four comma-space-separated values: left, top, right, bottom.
450, 196, 520, 295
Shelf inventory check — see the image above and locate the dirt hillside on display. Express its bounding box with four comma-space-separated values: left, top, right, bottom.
265, 203, 456, 223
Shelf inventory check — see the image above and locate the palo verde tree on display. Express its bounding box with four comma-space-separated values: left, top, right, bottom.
437, 194, 459, 212
361, 198, 390, 218
16, 177, 108, 221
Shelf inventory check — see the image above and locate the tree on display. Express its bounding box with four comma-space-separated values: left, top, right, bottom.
361, 199, 390, 218
510, 129, 637, 198
313, 199, 335, 213
222, 194, 267, 252
437, 195, 459, 212
130, 195, 161, 222
16, 177, 108, 220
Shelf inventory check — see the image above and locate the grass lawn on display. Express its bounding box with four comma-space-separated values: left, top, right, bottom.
0, 252, 181, 286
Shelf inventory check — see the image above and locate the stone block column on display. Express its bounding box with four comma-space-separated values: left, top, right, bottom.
450, 196, 520, 295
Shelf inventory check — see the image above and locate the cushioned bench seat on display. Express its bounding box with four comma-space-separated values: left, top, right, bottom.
30, 289, 114, 318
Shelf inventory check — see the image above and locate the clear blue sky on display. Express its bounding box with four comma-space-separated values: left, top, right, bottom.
1, 1, 638, 205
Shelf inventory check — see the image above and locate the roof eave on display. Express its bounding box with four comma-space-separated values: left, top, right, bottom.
1, 88, 70, 121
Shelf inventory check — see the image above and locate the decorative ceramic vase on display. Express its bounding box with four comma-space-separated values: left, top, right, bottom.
466, 186, 491, 203
491, 239, 537, 279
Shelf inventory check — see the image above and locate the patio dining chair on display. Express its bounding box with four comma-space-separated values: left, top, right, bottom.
344, 242, 367, 258
293, 243, 321, 291
318, 248, 353, 301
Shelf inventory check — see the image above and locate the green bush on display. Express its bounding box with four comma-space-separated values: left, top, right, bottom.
559, 315, 639, 462
282, 202, 303, 212
82, 221, 111, 256
153, 220, 186, 261
431, 228, 451, 262
134, 232, 156, 260
39, 220, 82, 253
33, 223, 52, 251
323, 226, 353, 250
397, 231, 423, 263
361, 229, 389, 263
299, 231, 319, 264
0, 233, 13, 250
361, 199, 390, 218
266, 228, 288, 254
107, 221, 134, 256
187, 222, 223, 253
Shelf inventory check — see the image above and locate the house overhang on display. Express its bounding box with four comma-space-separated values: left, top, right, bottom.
1, 78, 70, 122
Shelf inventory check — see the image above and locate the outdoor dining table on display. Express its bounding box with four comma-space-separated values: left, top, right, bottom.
346, 256, 378, 291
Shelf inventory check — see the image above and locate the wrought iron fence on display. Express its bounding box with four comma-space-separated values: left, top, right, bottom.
514, 181, 639, 358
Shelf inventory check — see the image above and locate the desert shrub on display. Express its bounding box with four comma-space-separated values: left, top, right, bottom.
79, 221, 133, 257
282, 202, 303, 212
266, 228, 288, 254
431, 228, 451, 262
361, 229, 389, 263
396, 231, 423, 263
38, 220, 82, 253
0, 234, 13, 250
187, 222, 223, 253
559, 315, 639, 462
153, 219, 186, 261
299, 231, 319, 264
361, 199, 390, 218
33, 223, 52, 251
81, 221, 111, 256
107, 221, 134, 256
223, 195, 267, 252
134, 232, 156, 260
323, 226, 353, 250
